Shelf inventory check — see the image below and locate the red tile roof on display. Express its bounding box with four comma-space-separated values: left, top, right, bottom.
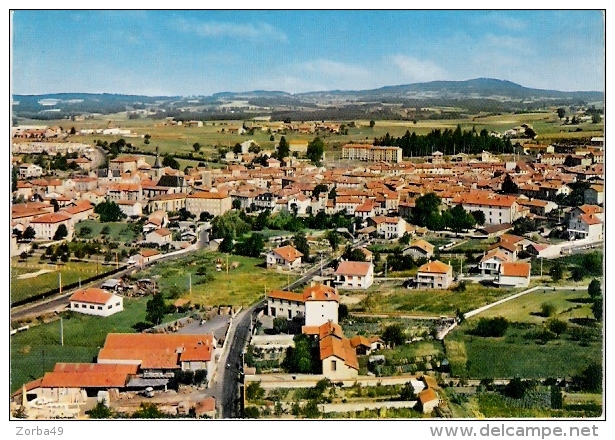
453, 192, 518, 208
303, 284, 339, 302
335, 261, 372, 277
500, 262, 531, 277
53, 363, 138, 375
580, 214, 602, 225
188, 190, 229, 199
40, 371, 129, 388
271, 245, 303, 262
418, 260, 451, 274
319, 335, 359, 370
30, 212, 72, 224
69, 288, 115, 305
418, 387, 439, 404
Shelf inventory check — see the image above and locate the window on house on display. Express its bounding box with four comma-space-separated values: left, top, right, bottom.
82, 304, 87, 308
90, 305, 95, 309
271, 308, 276, 317
288, 310, 292, 319
98, 306, 103, 310
116, 302, 120, 306
108, 305, 113, 309
331, 360, 337, 371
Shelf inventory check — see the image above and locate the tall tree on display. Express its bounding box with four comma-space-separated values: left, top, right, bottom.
588, 279, 601, 299
162, 154, 180, 170
326, 230, 341, 251
306, 137, 325, 164
557, 108, 566, 121
277, 136, 290, 160
95, 200, 126, 222
192, 142, 201, 153
53, 224, 68, 240
411, 192, 441, 227
293, 231, 310, 261
146, 292, 166, 325
501, 174, 519, 194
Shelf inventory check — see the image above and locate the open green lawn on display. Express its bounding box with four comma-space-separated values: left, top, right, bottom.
10, 259, 116, 303
75, 220, 138, 243
10, 297, 161, 394
469, 289, 594, 324
139, 250, 299, 308
351, 281, 517, 317
444, 287, 602, 379
446, 331, 601, 379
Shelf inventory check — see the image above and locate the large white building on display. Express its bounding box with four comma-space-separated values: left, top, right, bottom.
69, 288, 124, 317
29, 212, 73, 241
452, 192, 522, 225
186, 190, 232, 217
267, 283, 339, 327
341, 144, 403, 163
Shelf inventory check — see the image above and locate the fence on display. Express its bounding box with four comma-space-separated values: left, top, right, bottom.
10, 264, 128, 308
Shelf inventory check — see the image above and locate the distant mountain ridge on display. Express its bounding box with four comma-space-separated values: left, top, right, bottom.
12, 78, 603, 119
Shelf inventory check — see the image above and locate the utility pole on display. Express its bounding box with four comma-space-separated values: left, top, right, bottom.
58, 272, 62, 294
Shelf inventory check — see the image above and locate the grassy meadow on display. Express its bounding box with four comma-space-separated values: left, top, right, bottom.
444, 288, 602, 379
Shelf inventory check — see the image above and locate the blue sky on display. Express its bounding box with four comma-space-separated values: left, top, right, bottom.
11, 10, 605, 96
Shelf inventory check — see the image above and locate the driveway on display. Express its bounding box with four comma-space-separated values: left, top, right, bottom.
176, 314, 231, 341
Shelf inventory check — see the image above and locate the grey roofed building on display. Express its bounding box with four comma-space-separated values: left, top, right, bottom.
157, 175, 186, 188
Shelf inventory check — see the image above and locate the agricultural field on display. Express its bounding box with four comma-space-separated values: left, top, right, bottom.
10, 259, 116, 303
349, 281, 517, 317
444, 289, 602, 379
19, 111, 603, 162
75, 220, 139, 244
470, 289, 595, 324
138, 250, 299, 308
9, 297, 186, 395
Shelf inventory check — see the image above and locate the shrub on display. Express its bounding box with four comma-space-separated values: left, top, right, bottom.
472, 317, 509, 337
547, 319, 568, 336
540, 303, 556, 318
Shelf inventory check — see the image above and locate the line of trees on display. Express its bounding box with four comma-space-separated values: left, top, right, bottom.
373, 125, 515, 157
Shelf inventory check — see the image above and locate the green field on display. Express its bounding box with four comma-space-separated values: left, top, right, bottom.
350, 281, 517, 317
9, 297, 180, 394
139, 250, 299, 307
10, 259, 116, 303
75, 220, 139, 243
444, 289, 602, 379
469, 289, 595, 324
17, 111, 603, 161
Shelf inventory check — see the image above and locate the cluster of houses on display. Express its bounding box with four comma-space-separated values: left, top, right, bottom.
258, 281, 440, 412
11, 333, 219, 418
13, 138, 604, 248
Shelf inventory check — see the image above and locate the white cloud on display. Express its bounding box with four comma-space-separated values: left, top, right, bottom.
175, 17, 287, 42
299, 59, 371, 79
389, 55, 448, 83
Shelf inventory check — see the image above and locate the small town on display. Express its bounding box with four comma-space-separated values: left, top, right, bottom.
9, 10, 604, 422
